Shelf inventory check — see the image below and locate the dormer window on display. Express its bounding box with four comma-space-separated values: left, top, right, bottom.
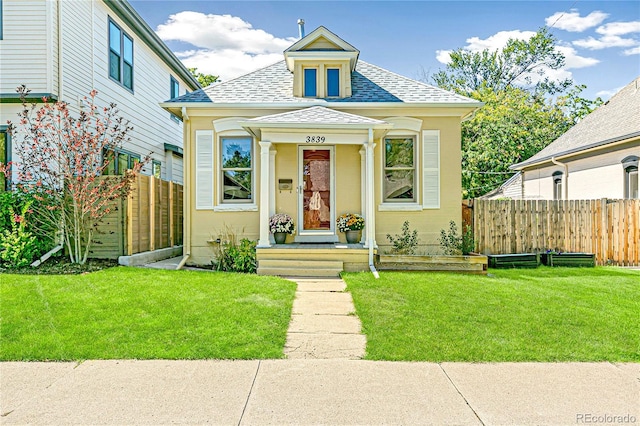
326, 68, 340, 97
285, 26, 359, 99
304, 68, 317, 97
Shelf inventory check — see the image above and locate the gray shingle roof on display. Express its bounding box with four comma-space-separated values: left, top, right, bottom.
512, 77, 640, 169
167, 60, 479, 105
245, 106, 387, 126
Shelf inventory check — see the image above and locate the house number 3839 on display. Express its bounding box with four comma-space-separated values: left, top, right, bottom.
306, 136, 326, 143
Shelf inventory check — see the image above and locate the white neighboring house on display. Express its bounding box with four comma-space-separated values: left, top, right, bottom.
0, 0, 200, 190
509, 77, 639, 200
478, 171, 523, 200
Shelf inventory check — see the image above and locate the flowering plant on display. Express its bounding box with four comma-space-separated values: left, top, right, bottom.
269, 213, 295, 234
336, 213, 365, 232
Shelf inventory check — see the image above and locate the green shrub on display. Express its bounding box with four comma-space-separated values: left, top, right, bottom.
0, 201, 38, 267
438, 220, 474, 255
211, 226, 257, 273
0, 190, 56, 261
386, 221, 419, 255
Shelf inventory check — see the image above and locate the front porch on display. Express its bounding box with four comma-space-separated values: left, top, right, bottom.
256, 243, 371, 276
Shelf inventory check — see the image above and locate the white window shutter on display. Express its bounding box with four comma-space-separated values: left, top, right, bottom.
195, 130, 214, 209
422, 130, 440, 209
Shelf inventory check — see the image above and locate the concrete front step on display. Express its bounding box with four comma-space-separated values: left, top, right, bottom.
258, 267, 342, 277
257, 259, 344, 277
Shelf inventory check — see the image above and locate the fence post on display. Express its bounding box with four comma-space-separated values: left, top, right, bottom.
169, 181, 174, 247
149, 176, 155, 251
126, 183, 134, 256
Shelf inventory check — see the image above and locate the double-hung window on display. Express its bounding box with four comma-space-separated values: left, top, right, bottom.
221, 137, 253, 203
623, 156, 639, 199
553, 171, 563, 200
103, 149, 140, 175
384, 137, 416, 202
326, 68, 340, 97
109, 19, 134, 91
303, 68, 317, 97
626, 166, 638, 199
170, 77, 180, 121
152, 161, 162, 179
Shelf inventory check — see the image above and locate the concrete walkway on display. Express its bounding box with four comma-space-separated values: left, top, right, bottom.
284, 278, 366, 359
1, 360, 638, 425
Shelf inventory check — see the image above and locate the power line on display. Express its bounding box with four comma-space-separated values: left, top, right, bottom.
463, 170, 517, 175
547, 0, 580, 31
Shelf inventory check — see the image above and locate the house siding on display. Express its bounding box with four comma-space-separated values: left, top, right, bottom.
0, 0, 49, 93
522, 142, 639, 199
1, 0, 197, 185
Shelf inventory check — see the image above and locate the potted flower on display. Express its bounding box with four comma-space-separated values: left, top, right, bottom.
269, 213, 295, 244
337, 213, 365, 243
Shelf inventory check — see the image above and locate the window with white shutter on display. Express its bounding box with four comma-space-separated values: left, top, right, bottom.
422, 130, 440, 209
195, 130, 214, 209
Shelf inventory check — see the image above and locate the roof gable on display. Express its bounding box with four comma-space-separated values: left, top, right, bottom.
284, 26, 359, 72
244, 106, 388, 126
285, 26, 358, 53
512, 76, 640, 169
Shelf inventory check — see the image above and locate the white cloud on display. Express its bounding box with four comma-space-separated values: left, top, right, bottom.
596, 86, 623, 99
434, 30, 602, 87
573, 35, 639, 50
555, 45, 599, 69
596, 21, 640, 36
623, 46, 640, 55
174, 49, 284, 82
464, 30, 537, 51
435, 50, 452, 64
155, 12, 297, 81
545, 10, 608, 32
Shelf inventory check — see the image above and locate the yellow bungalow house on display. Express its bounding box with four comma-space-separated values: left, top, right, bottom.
162, 26, 482, 275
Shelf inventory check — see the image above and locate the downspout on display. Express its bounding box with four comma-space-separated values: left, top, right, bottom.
551, 156, 569, 200
57, 0, 63, 101
367, 128, 379, 279
177, 107, 191, 269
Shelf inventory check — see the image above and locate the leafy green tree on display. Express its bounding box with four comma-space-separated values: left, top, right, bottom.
431, 27, 602, 197
461, 86, 572, 197
188, 67, 219, 87
433, 27, 570, 97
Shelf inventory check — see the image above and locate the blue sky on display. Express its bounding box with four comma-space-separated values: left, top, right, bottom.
130, 0, 640, 100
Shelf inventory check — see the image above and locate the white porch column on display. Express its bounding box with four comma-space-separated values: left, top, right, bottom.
258, 141, 272, 247
366, 130, 376, 252
359, 146, 367, 245
269, 146, 277, 244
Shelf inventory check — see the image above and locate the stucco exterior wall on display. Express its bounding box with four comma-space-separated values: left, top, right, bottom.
522, 142, 639, 200
185, 111, 464, 265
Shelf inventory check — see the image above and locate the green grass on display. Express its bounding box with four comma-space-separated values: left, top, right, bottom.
0, 267, 296, 360
343, 267, 640, 362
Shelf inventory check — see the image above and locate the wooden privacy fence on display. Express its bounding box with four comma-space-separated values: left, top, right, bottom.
91, 176, 183, 259
473, 199, 640, 266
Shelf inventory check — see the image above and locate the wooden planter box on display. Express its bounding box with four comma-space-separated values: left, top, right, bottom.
376, 254, 488, 273
540, 253, 596, 267
488, 253, 540, 269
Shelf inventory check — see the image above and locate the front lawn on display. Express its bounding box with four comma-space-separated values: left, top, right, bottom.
343, 267, 640, 362
0, 267, 296, 360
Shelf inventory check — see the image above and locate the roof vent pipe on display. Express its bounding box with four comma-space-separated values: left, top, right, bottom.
297, 19, 305, 39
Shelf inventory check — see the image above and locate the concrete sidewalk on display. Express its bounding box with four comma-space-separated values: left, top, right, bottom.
1, 360, 638, 425
284, 278, 366, 359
